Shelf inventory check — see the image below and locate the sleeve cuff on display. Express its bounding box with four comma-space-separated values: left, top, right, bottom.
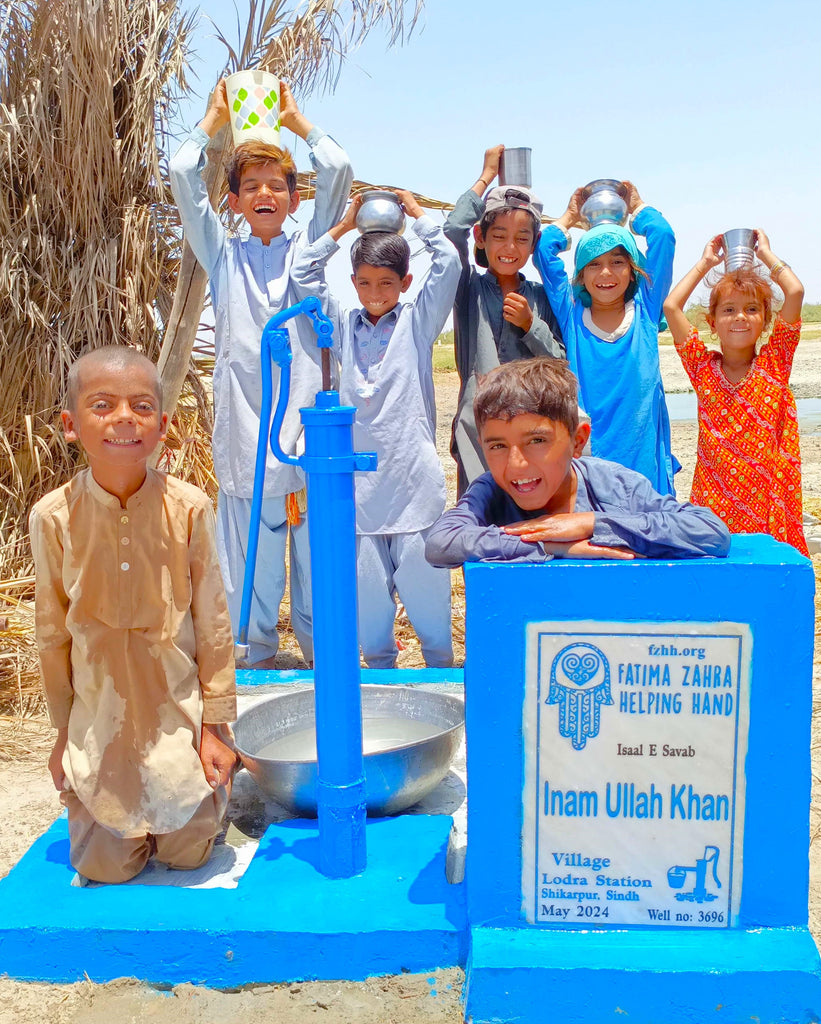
190, 125, 211, 149
630, 205, 657, 231
544, 223, 571, 252
306, 126, 327, 147
459, 189, 485, 216
47, 698, 74, 730
412, 214, 439, 241
202, 694, 238, 725
307, 231, 340, 261
590, 516, 635, 550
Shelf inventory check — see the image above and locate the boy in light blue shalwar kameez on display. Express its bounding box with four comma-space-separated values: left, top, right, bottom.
292, 191, 460, 668
170, 78, 353, 667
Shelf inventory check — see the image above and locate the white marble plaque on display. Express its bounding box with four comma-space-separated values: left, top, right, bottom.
522, 621, 750, 928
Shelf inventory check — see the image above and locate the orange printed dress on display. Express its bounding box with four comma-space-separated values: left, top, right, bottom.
674, 317, 808, 555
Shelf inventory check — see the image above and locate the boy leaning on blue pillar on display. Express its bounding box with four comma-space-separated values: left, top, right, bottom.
425, 358, 730, 568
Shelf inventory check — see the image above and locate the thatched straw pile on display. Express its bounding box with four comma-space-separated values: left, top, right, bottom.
0, 0, 194, 580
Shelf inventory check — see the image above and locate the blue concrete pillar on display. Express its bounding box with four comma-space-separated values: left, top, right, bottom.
462, 536, 821, 1023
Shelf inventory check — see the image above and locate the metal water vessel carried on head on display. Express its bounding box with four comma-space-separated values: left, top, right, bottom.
356, 190, 406, 235
722, 228, 756, 272
580, 179, 628, 228
498, 147, 532, 188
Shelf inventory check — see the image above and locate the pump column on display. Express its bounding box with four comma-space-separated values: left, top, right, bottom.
300, 390, 376, 879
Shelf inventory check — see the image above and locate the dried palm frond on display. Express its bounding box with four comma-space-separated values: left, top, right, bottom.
212, 0, 422, 93
297, 175, 453, 212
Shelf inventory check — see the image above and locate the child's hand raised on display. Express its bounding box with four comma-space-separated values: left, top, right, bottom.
503, 292, 534, 332
701, 235, 725, 269
393, 188, 424, 220
556, 188, 586, 231
754, 228, 773, 259
200, 78, 231, 137
335, 192, 363, 236
621, 180, 643, 215
279, 81, 312, 139
481, 145, 504, 184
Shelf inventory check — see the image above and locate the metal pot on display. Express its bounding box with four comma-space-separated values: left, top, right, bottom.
356, 190, 406, 235
722, 228, 756, 272
234, 684, 465, 816
499, 147, 532, 188
580, 179, 628, 228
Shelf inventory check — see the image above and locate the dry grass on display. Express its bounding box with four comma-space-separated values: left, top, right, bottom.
0, 0, 194, 579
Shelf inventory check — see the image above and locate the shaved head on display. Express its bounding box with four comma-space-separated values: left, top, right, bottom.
66, 347, 162, 412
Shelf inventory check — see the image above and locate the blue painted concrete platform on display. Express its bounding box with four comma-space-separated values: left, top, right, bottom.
0, 813, 465, 985
466, 926, 821, 1023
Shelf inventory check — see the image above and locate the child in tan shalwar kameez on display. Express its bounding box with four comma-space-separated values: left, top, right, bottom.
30, 347, 237, 884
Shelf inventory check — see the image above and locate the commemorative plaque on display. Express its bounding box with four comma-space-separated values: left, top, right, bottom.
522, 621, 751, 928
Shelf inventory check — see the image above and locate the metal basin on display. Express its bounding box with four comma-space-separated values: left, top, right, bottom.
234, 685, 464, 817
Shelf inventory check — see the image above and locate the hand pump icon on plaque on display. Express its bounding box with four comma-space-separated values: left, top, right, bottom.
667, 846, 722, 904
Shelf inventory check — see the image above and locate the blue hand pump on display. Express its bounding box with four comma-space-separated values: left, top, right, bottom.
235, 296, 376, 878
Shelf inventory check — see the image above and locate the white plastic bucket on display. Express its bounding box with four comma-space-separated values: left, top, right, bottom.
225, 70, 281, 146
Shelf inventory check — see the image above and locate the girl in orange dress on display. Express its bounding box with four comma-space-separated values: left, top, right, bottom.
663, 231, 807, 555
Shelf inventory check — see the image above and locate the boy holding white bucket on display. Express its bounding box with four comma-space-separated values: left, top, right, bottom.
170, 76, 353, 669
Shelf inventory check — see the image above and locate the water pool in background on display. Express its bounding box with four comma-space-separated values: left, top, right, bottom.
665, 394, 821, 434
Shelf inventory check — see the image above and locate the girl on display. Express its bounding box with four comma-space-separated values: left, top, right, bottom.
534, 183, 677, 495
663, 231, 807, 555
444, 145, 564, 494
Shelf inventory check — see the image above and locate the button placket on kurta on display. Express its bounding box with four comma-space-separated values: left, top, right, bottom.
116, 502, 134, 626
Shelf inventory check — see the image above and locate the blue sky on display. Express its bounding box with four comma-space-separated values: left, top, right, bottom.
177, 0, 821, 307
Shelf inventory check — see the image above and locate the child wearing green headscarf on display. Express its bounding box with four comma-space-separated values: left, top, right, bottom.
534, 182, 678, 495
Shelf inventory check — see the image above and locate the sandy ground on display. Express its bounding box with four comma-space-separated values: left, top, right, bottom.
1, 340, 820, 1022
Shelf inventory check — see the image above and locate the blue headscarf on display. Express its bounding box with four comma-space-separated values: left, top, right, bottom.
572, 225, 645, 308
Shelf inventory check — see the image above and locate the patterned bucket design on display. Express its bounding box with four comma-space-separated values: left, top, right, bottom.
226, 71, 281, 146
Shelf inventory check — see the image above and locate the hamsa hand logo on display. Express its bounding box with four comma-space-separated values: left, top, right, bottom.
547, 642, 613, 750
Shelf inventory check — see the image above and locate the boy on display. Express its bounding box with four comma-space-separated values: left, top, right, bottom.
444, 145, 564, 494
291, 190, 460, 668
169, 78, 353, 669
425, 358, 730, 568
30, 347, 237, 884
